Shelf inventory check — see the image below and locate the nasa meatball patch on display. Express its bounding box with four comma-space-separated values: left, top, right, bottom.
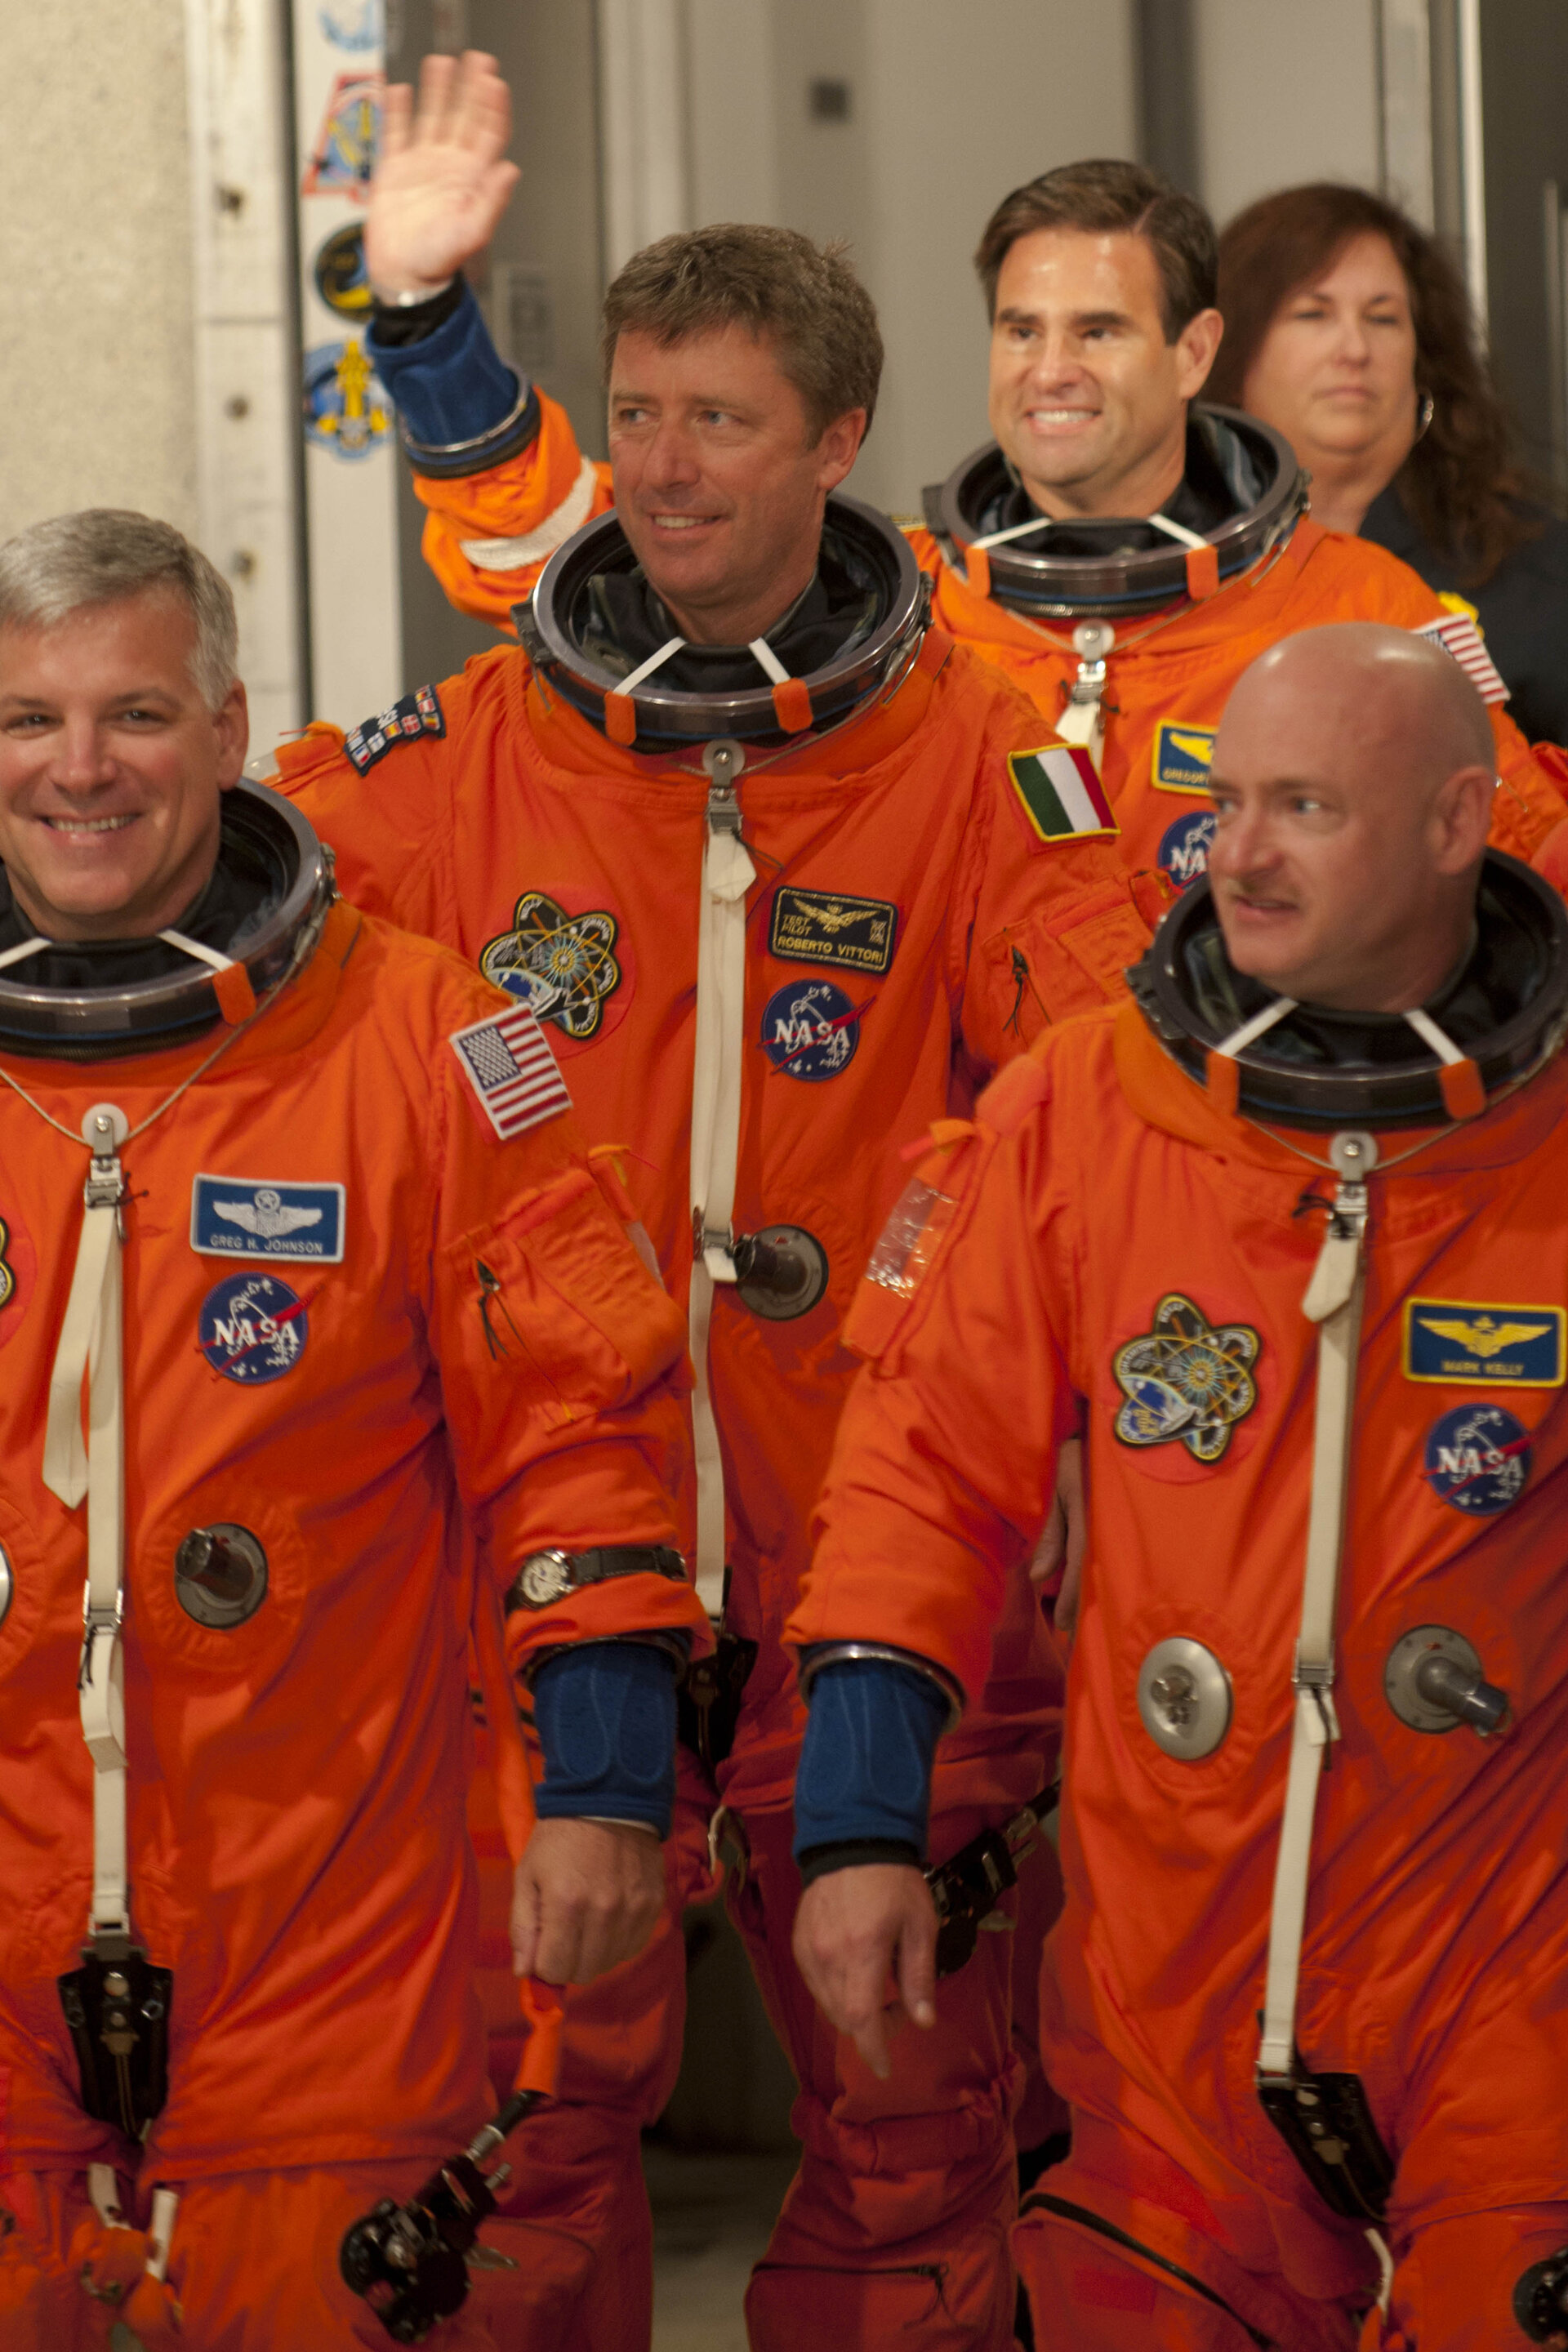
191, 1176, 345, 1263
1423, 1401, 1531, 1513
344, 682, 445, 774
199, 1273, 309, 1384
760, 978, 866, 1080
1157, 808, 1218, 890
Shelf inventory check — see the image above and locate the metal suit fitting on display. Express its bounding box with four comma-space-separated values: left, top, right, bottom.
175, 1525, 269, 1629
1515, 2244, 1568, 2343
733, 1223, 830, 1321
1384, 1625, 1509, 1735
1137, 1636, 1232, 1760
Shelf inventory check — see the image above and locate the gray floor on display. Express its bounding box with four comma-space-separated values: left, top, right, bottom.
645, 2145, 799, 2352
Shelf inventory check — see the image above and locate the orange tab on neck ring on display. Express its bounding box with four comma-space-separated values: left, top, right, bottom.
1185, 542, 1220, 599
1439, 1056, 1486, 1120
771, 676, 813, 733
964, 544, 992, 600
1205, 1049, 1241, 1116
212, 960, 257, 1026
604, 690, 638, 747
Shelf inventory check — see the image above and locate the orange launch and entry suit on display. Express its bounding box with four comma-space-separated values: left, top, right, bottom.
791, 947, 1568, 2347
278, 607, 1152, 2349
0, 885, 701, 2350
403, 390, 1568, 886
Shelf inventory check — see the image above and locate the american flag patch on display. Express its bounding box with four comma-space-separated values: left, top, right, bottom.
1414, 611, 1508, 706
448, 1004, 572, 1139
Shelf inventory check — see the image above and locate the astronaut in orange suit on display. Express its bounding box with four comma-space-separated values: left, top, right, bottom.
270, 67, 1157, 2350
384, 83, 1564, 896
789, 624, 1568, 2350
0, 511, 704, 2352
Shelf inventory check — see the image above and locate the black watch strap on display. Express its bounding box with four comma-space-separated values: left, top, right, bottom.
505, 1545, 687, 1611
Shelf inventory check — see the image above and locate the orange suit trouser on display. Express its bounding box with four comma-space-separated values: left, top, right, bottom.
731, 1796, 1026, 2352
0, 2159, 547, 2350
1014, 2118, 1568, 2350
468, 1752, 716, 2351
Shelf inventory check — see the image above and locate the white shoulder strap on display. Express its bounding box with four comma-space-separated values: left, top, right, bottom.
42, 1103, 132, 1943
1258, 1129, 1378, 2080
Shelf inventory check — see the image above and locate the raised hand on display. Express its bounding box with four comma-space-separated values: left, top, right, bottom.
364, 49, 520, 301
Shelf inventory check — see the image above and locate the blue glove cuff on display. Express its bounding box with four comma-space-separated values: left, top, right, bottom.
793, 1656, 946, 1864
370, 281, 536, 474
531, 1642, 678, 1839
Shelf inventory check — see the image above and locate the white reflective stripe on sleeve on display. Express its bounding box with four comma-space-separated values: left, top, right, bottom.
44, 1156, 131, 1940
688, 751, 756, 1614
458, 455, 600, 572
1257, 1168, 1368, 2079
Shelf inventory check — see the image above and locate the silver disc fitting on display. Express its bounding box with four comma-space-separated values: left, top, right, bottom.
1137, 1636, 1232, 1760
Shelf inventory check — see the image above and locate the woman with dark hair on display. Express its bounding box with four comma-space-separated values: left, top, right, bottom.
1214, 180, 1568, 742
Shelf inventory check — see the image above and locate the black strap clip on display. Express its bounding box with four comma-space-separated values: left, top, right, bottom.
1255, 2065, 1393, 2222
58, 1939, 173, 2140
676, 1630, 759, 1773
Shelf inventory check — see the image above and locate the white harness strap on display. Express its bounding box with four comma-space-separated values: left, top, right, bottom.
1258, 1129, 1378, 2081
42, 1104, 131, 1942
688, 741, 756, 1615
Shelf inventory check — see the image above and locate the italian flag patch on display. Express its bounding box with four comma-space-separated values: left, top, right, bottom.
1007, 745, 1119, 844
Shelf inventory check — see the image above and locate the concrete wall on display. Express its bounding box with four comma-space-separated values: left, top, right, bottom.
688, 0, 1138, 516
1193, 0, 1382, 228
0, 0, 198, 541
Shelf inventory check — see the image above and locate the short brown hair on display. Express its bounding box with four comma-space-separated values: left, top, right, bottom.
974, 159, 1217, 340
1213, 182, 1546, 588
600, 224, 882, 440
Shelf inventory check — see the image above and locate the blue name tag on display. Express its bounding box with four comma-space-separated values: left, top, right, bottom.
1152, 719, 1217, 794
190, 1175, 345, 1263
1403, 1298, 1565, 1388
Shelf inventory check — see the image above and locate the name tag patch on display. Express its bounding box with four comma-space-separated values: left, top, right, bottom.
769, 885, 899, 975
191, 1176, 345, 1262
1008, 746, 1118, 844
1152, 720, 1217, 794
1404, 1298, 1565, 1388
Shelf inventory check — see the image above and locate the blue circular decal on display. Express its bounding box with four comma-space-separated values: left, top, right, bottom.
760, 978, 862, 1081
1423, 1401, 1530, 1514
1158, 808, 1218, 890
199, 1274, 309, 1385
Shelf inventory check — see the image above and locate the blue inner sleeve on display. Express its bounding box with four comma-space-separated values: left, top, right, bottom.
369, 281, 521, 448
531, 1641, 678, 1839
793, 1655, 945, 1863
